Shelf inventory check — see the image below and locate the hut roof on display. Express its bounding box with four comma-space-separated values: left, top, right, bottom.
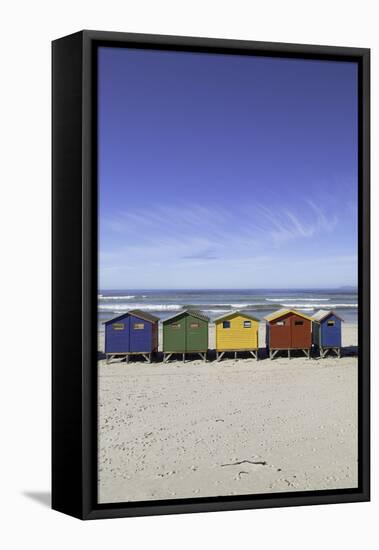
103, 309, 159, 325
162, 309, 210, 324
264, 308, 313, 323
214, 310, 260, 323
312, 309, 344, 323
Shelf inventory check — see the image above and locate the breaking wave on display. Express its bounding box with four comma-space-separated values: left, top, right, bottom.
98, 303, 183, 312
265, 298, 330, 302
280, 303, 357, 308
98, 294, 136, 300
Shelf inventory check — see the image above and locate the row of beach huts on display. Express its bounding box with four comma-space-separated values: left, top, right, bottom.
103, 308, 344, 363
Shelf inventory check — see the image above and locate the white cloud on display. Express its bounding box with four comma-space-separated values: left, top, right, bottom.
99, 197, 357, 288
102, 199, 339, 259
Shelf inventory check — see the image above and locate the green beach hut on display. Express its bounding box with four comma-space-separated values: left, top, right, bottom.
162, 309, 209, 362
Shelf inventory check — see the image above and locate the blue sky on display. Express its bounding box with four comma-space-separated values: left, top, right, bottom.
98, 47, 358, 290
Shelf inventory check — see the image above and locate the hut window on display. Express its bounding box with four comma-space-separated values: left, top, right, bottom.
276, 321, 284, 326
327, 320, 335, 326
295, 320, 303, 326
243, 321, 251, 328
223, 321, 231, 329
112, 323, 124, 330
171, 323, 181, 329
190, 322, 199, 328
133, 323, 144, 330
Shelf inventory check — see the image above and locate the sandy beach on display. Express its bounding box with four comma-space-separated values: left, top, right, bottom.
98, 323, 358, 503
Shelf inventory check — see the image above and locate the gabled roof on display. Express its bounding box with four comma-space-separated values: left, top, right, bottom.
264, 308, 313, 322
214, 310, 260, 323
103, 309, 159, 325
311, 309, 344, 323
162, 309, 209, 323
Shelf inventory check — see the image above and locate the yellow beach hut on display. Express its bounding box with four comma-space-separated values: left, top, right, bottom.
214, 310, 260, 361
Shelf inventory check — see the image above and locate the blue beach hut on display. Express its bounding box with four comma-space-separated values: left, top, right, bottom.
104, 309, 159, 363
312, 310, 344, 358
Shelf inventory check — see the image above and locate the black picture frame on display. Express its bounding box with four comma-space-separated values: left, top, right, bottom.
52, 30, 370, 520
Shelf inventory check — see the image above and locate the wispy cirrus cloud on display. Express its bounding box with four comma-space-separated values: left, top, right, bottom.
100, 198, 341, 272
254, 200, 337, 246
98, 195, 358, 289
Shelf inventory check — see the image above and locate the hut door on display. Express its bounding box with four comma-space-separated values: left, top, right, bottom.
164, 319, 186, 352
290, 317, 309, 349
270, 318, 291, 349
321, 318, 340, 347
107, 316, 130, 353
186, 317, 205, 352
129, 315, 152, 353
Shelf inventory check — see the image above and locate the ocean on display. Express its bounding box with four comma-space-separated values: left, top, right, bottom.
98, 288, 358, 326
